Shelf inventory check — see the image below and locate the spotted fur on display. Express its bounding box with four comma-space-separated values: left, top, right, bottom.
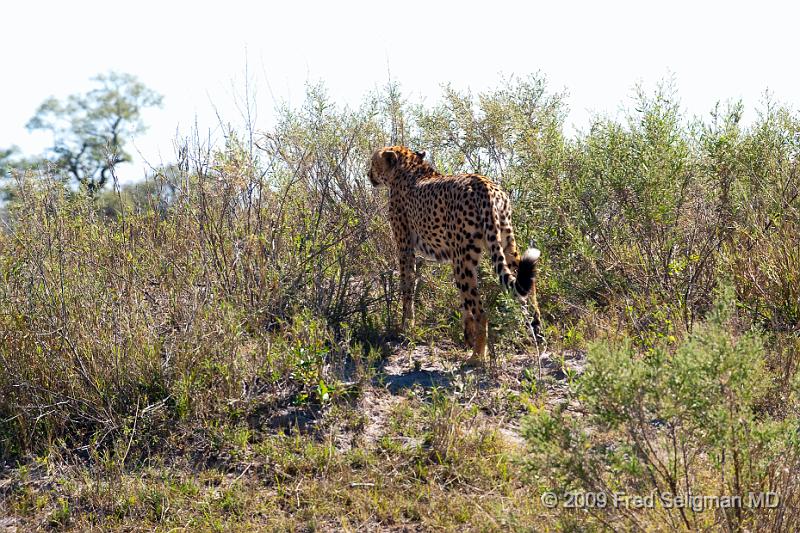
368, 145, 542, 364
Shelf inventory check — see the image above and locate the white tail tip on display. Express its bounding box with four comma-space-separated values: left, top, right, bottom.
523, 247, 541, 262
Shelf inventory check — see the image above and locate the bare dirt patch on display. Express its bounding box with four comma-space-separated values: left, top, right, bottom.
354, 339, 587, 449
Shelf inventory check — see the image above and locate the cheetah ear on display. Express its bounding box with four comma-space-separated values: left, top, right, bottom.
382, 149, 398, 166
415, 150, 426, 161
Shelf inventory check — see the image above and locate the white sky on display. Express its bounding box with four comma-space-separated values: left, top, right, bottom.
2, 0, 798, 182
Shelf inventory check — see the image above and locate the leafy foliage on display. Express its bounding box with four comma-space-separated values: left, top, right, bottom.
524, 288, 800, 530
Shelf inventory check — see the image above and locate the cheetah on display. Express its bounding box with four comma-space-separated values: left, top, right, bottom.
368, 145, 542, 365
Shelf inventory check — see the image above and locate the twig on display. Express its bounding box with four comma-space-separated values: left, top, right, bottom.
121, 398, 140, 466
231, 462, 253, 485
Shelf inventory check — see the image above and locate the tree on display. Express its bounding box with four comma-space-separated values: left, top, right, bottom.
0, 146, 17, 179
0, 147, 18, 203
26, 72, 162, 195
0, 146, 36, 203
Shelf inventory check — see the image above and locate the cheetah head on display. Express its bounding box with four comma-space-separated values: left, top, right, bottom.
367, 146, 426, 187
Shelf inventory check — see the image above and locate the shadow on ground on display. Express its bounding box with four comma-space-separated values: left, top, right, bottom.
381, 369, 453, 394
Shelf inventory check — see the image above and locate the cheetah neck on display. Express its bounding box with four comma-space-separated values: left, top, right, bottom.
407, 164, 440, 183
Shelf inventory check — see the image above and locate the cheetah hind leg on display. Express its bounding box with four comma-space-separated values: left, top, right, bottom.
454, 257, 489, 367
454, 260, 476, 350
464, 312, 488, 367
462, 311, 475, 349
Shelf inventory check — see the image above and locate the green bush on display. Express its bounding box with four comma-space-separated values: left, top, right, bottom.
524, 288, 800, 530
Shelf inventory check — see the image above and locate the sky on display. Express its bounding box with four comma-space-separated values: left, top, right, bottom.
2, 0, 798, 182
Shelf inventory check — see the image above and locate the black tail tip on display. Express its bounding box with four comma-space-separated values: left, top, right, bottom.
515, 248, 540, 297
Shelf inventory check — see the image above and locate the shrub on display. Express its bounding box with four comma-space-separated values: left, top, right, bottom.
0, 85, 395, 460
524, 288, 800, 530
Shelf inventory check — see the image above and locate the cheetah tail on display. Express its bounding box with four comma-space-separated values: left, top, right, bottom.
483, 189, 540, 299
514, 247, 541, 298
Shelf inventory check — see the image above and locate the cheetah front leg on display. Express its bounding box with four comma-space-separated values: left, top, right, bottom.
399, 247, 417, 333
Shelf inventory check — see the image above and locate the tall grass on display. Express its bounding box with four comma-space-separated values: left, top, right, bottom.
0, 87, 395, 459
